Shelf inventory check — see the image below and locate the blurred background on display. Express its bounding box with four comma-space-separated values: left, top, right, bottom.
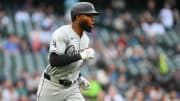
0, 0, 180, 101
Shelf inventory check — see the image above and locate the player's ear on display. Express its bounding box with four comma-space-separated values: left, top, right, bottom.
72, 15, 80, 22
75, 15, 81, 20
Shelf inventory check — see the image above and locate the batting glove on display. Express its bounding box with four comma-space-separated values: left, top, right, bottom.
79, 76, 90, 90
80, 48, 95, 60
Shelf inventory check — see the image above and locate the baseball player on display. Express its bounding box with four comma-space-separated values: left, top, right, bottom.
36, 2, 99, 101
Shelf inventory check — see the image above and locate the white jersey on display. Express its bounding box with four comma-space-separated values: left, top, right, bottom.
45, 25, 89, 81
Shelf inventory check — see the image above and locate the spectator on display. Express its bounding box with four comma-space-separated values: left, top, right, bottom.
113, 12, 135, 33
134, 90, 145, 101
15, 7, 30, 23
29, 26, 42, 52
169, 90, 178, 101
159, 2, 174, 30
2, 79, 19, 101
15, 79, 28, 99
100, 7, 113, 26
173, 70, 180, 91
173, 9, 180, 31
0, 8, 9, 33
32, 5, 45, 27
96, 90, 106, 101
104, 85, 124, 101
146, 0, 157, 16
116, 74, 129, 95
104, 42, 118, 61
113, 14, 125, 32
106, 63, 119, 85
26, 72, 40, 94
2, 35, 20, 54
125, 85, 138, 101
117, 33, 128, 60
127, 45, 145, 64
96, 70, 109, 86
141, 11, 165, 37
19, 96, 30, 101
111, 0, 126, 10
149, 86, 163, 101
19, 38, 29, 53
147, 37, 159, 66
27, 72, 40, 101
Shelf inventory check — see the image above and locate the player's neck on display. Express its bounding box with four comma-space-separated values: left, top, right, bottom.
72, 23, 83, 37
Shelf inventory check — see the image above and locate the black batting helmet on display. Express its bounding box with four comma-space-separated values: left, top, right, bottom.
71, 2, 99, 21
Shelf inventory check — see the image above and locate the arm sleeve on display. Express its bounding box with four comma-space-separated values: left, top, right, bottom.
49, 52, 82, 67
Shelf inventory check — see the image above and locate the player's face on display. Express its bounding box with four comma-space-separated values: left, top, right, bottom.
77, 14, 95, 32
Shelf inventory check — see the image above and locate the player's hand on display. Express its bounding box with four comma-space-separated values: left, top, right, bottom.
79, 76, 90, 90
80, 48, 95, 60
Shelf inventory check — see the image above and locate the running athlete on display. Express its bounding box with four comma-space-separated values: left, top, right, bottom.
37, 2, 99, 101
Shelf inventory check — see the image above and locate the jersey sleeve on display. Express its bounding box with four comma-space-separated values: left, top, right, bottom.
49, 30, 67, 54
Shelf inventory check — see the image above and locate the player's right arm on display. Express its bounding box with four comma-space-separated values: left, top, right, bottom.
49, 30, 94, 67
49, 53, 82, 67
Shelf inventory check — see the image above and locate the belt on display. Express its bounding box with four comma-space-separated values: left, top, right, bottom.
44, 73, 76, 87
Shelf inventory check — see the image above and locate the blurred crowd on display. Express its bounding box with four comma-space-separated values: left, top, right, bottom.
0, 0, 180, 101
0, 70, 40, 101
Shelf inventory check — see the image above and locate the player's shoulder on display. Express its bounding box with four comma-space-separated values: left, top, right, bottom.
52, 25, 71, 37
54, 25, 71, 33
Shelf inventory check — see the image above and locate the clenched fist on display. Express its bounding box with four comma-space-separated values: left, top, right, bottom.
80, 48, 95, 60
78, 76, 90, 90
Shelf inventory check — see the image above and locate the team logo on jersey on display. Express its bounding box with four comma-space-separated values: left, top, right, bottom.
52, 40, 56, 48
65, 45, 82, 55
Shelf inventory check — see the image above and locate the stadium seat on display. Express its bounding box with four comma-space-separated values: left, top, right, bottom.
0, 52, 3, 74
137, 61, 151, 75
125, 61, 139, 76
13, 53, 24, 77
168, 31, 179, 45
33, 52, 46, 72
6, 18, 15, 34
3, 52, 13, 80
162, 33, 174, 47
174, 57, 180, 69
24, 52, 36, 75
16, 22, 25, 36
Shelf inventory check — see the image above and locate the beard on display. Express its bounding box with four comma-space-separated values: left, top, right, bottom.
79, 21, 92, 32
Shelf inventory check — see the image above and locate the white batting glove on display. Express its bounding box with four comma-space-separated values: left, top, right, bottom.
79, 76, 90, 90
80, 48, 95, 60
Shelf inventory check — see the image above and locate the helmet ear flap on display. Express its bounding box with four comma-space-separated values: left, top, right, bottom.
72, 15, 80, 22
71, 12, 76, 21
71, 15, 76, 21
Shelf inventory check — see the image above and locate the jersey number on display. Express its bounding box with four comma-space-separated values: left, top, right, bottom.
52, 40, 56, 48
